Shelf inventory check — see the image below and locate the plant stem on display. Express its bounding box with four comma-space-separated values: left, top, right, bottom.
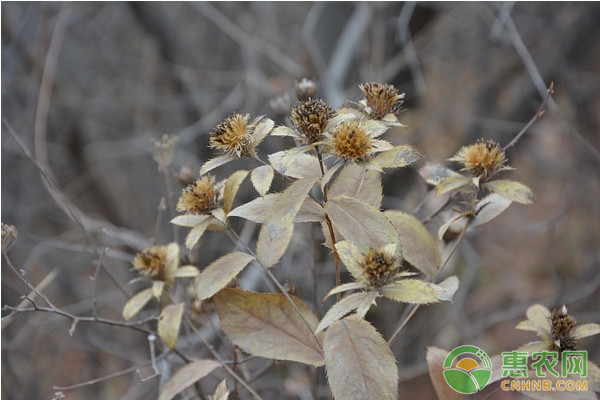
387, 222, 469, 345
316, 149, 342, 301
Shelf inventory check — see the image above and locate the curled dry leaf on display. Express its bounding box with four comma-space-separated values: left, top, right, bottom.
324, 317, 398, 400
223, 170, 249, 214
385, 210, 440, 277
158, 303, 184, 350
158, 359, 221, 400
196, 252, 255, 300
471, 193, 512, 228
214, 288, 323, 366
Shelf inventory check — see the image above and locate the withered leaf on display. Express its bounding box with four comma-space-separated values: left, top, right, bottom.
436, 174, 474, 195
185, 217, 212, 250
266, 176, 318, 237
471, 193, 512, 228
228, 194, 324, 223
268, 147, 321, 179
170, 214, 211, 228
158, 303, 184, 350
250, 165, 274, 197
380, 279, 440, 304
419, 162, 459, 186
325, 195, 397, 251
223, 170, 249, 214
483, 179, 534, 204
329, 163, 383, 207
324, 317, 398, 400
196, 252, 255, 300
386, 210, 440, 277
372, 145, 420, 169
158, 359, 221, 400
315, 291, 376, 334
426, 347, 464, 400
251, 117, 274, 146
122, 287, 154, 321
210, 379, 229, 400
256, 223, 294, 268
199, 154, 236, 176
214, 288, 323, 366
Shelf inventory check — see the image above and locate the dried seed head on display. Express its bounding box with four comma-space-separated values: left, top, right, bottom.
295, 78, 318, 101
176, 175, 221, 215
269, 93, 291, 119
359, 82, 405, 120
1, 222, 17, 252
133, 246, 168, 281
450, 139, 508, 181
173, 164, 197, 186
210, 113, 255, 157
151, 134, 178, 171
549, 306, 577, 353
362, 248, 399, 288
291, 98, 334, 144
331, 120, 373, 161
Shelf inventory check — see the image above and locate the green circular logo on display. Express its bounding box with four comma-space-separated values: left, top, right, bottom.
443, 345, 492, 394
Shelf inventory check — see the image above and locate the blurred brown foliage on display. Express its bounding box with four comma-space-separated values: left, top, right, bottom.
2, 2, 599, 399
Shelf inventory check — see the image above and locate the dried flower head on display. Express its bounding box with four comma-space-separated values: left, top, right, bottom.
151, 134, 178, 171
133, 246, 169, 281
173, 164, 197, 186
362, 247, 400, 288
295, 78, 317, 101
516, 304, 600, 356
449, 139, 509, 181
1, 222, 17, 252
269, 93, 291, 119
330, 120, 373, 161
359, 82, 405, 120
549, 306, 578, 353
291, 98, 334, 144
210, 113, 255, 157
176, 175, 222, 215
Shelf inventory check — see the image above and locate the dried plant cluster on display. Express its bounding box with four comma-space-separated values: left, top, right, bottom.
3, 78, 600, 400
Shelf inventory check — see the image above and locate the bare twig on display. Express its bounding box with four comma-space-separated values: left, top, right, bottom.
502, 81, 554, 151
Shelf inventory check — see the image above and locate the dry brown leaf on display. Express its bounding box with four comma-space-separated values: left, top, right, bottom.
324, 317, 398, 400
328, 163, 383, 207
325, 195, 397, 251
158, 359, 221, 400
214, 288, 323, 366
250, 165, 274, 197
426, 347, 463, 400
483, 179, 534, 204
158, 303, 184, 350
265, 176, 318, 237
196, 252, 255, 300
386, 210, 440, 277
256, 223, 294, 268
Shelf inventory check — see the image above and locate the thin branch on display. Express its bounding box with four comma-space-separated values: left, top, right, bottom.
191, 2, 303, 77
186, 317, 265, 400
502, 81, 554, 151
53, 351, 169, 391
